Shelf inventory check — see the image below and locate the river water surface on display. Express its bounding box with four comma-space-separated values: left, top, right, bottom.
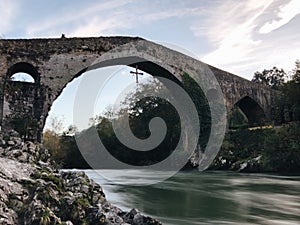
83, 170, 300, 225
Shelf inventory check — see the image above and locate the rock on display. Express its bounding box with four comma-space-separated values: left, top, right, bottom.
80, 184, 90, 194
238, 162, 248, 171
123, 208, 161, 225
234, 155, 263, 172
7, 140, 15, 146
0, 130, 161, 225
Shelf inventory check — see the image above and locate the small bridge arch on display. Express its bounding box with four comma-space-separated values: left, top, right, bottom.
1, 62, 42, 140
233, 95, 267, 127
7, 62, 40, 82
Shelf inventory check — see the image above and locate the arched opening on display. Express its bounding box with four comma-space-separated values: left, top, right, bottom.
44, 65, 156, 132
10, 72, 35, 83
228, 106, 248, 129
44, 58, 182, 133
42, 59, 208, 169
233, 96, 266, 127
1, 62, 40, 140
43, 64, 172, 168
7, 62, 39, 82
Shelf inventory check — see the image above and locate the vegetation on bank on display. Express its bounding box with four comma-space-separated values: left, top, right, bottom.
43, 61, 300, 173
211, 123, 300, 173
211, 60, 300, 173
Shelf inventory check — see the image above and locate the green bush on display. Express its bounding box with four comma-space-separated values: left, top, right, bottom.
263, 123, 300, 173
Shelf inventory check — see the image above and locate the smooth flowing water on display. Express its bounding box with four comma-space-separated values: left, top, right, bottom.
83, 170, 300, 225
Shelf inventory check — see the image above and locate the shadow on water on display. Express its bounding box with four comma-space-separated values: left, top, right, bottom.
84, 170, 300, 225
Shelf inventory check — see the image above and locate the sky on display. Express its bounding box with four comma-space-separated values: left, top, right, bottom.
1, 0, 300, 131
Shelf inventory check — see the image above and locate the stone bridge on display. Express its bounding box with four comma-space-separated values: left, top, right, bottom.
0, 37, 276, 141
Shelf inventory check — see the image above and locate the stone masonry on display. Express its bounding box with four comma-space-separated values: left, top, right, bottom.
0, 36, 276, 141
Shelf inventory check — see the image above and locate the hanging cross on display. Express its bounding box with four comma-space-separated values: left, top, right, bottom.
130, 65, 143, 83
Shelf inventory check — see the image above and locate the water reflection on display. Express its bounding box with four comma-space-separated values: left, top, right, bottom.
84, 170, 300, 225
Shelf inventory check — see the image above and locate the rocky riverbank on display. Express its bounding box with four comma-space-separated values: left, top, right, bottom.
0, 130, 161, 225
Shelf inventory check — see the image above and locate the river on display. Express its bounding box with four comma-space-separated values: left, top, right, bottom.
82, 169, 300, 225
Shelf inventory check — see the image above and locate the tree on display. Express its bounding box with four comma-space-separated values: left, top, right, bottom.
281, 61, 300, 121
43, 128, 69, 167
43, 116, 66, 165
63, 125, 78, 136
48, 116, 65, 134
292, 59, 300, 83
95, 78, 182, 166
58, 134, 90, 168
252, 63, 299, 124
43, 120, 88, 168
92, 73, 212, 168
229, 106, 248, 129
263, 123, 300, 172
252, 67, 287, 89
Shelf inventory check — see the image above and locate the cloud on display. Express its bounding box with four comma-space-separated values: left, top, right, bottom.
0, 0, 19, 36
26, 0, 133, 37
259, 0, 300, 34
68, 17, 126, 37
10, 0, 299, 80
188, 0, 300, 79
141, 7, 197, 23
68, 5, 198, 37
196, 0, 273, 74
25, 1, 200, 38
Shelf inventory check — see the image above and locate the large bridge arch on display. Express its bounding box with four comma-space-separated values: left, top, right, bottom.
43, 56, 183, 133
36, 40, 224, 139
